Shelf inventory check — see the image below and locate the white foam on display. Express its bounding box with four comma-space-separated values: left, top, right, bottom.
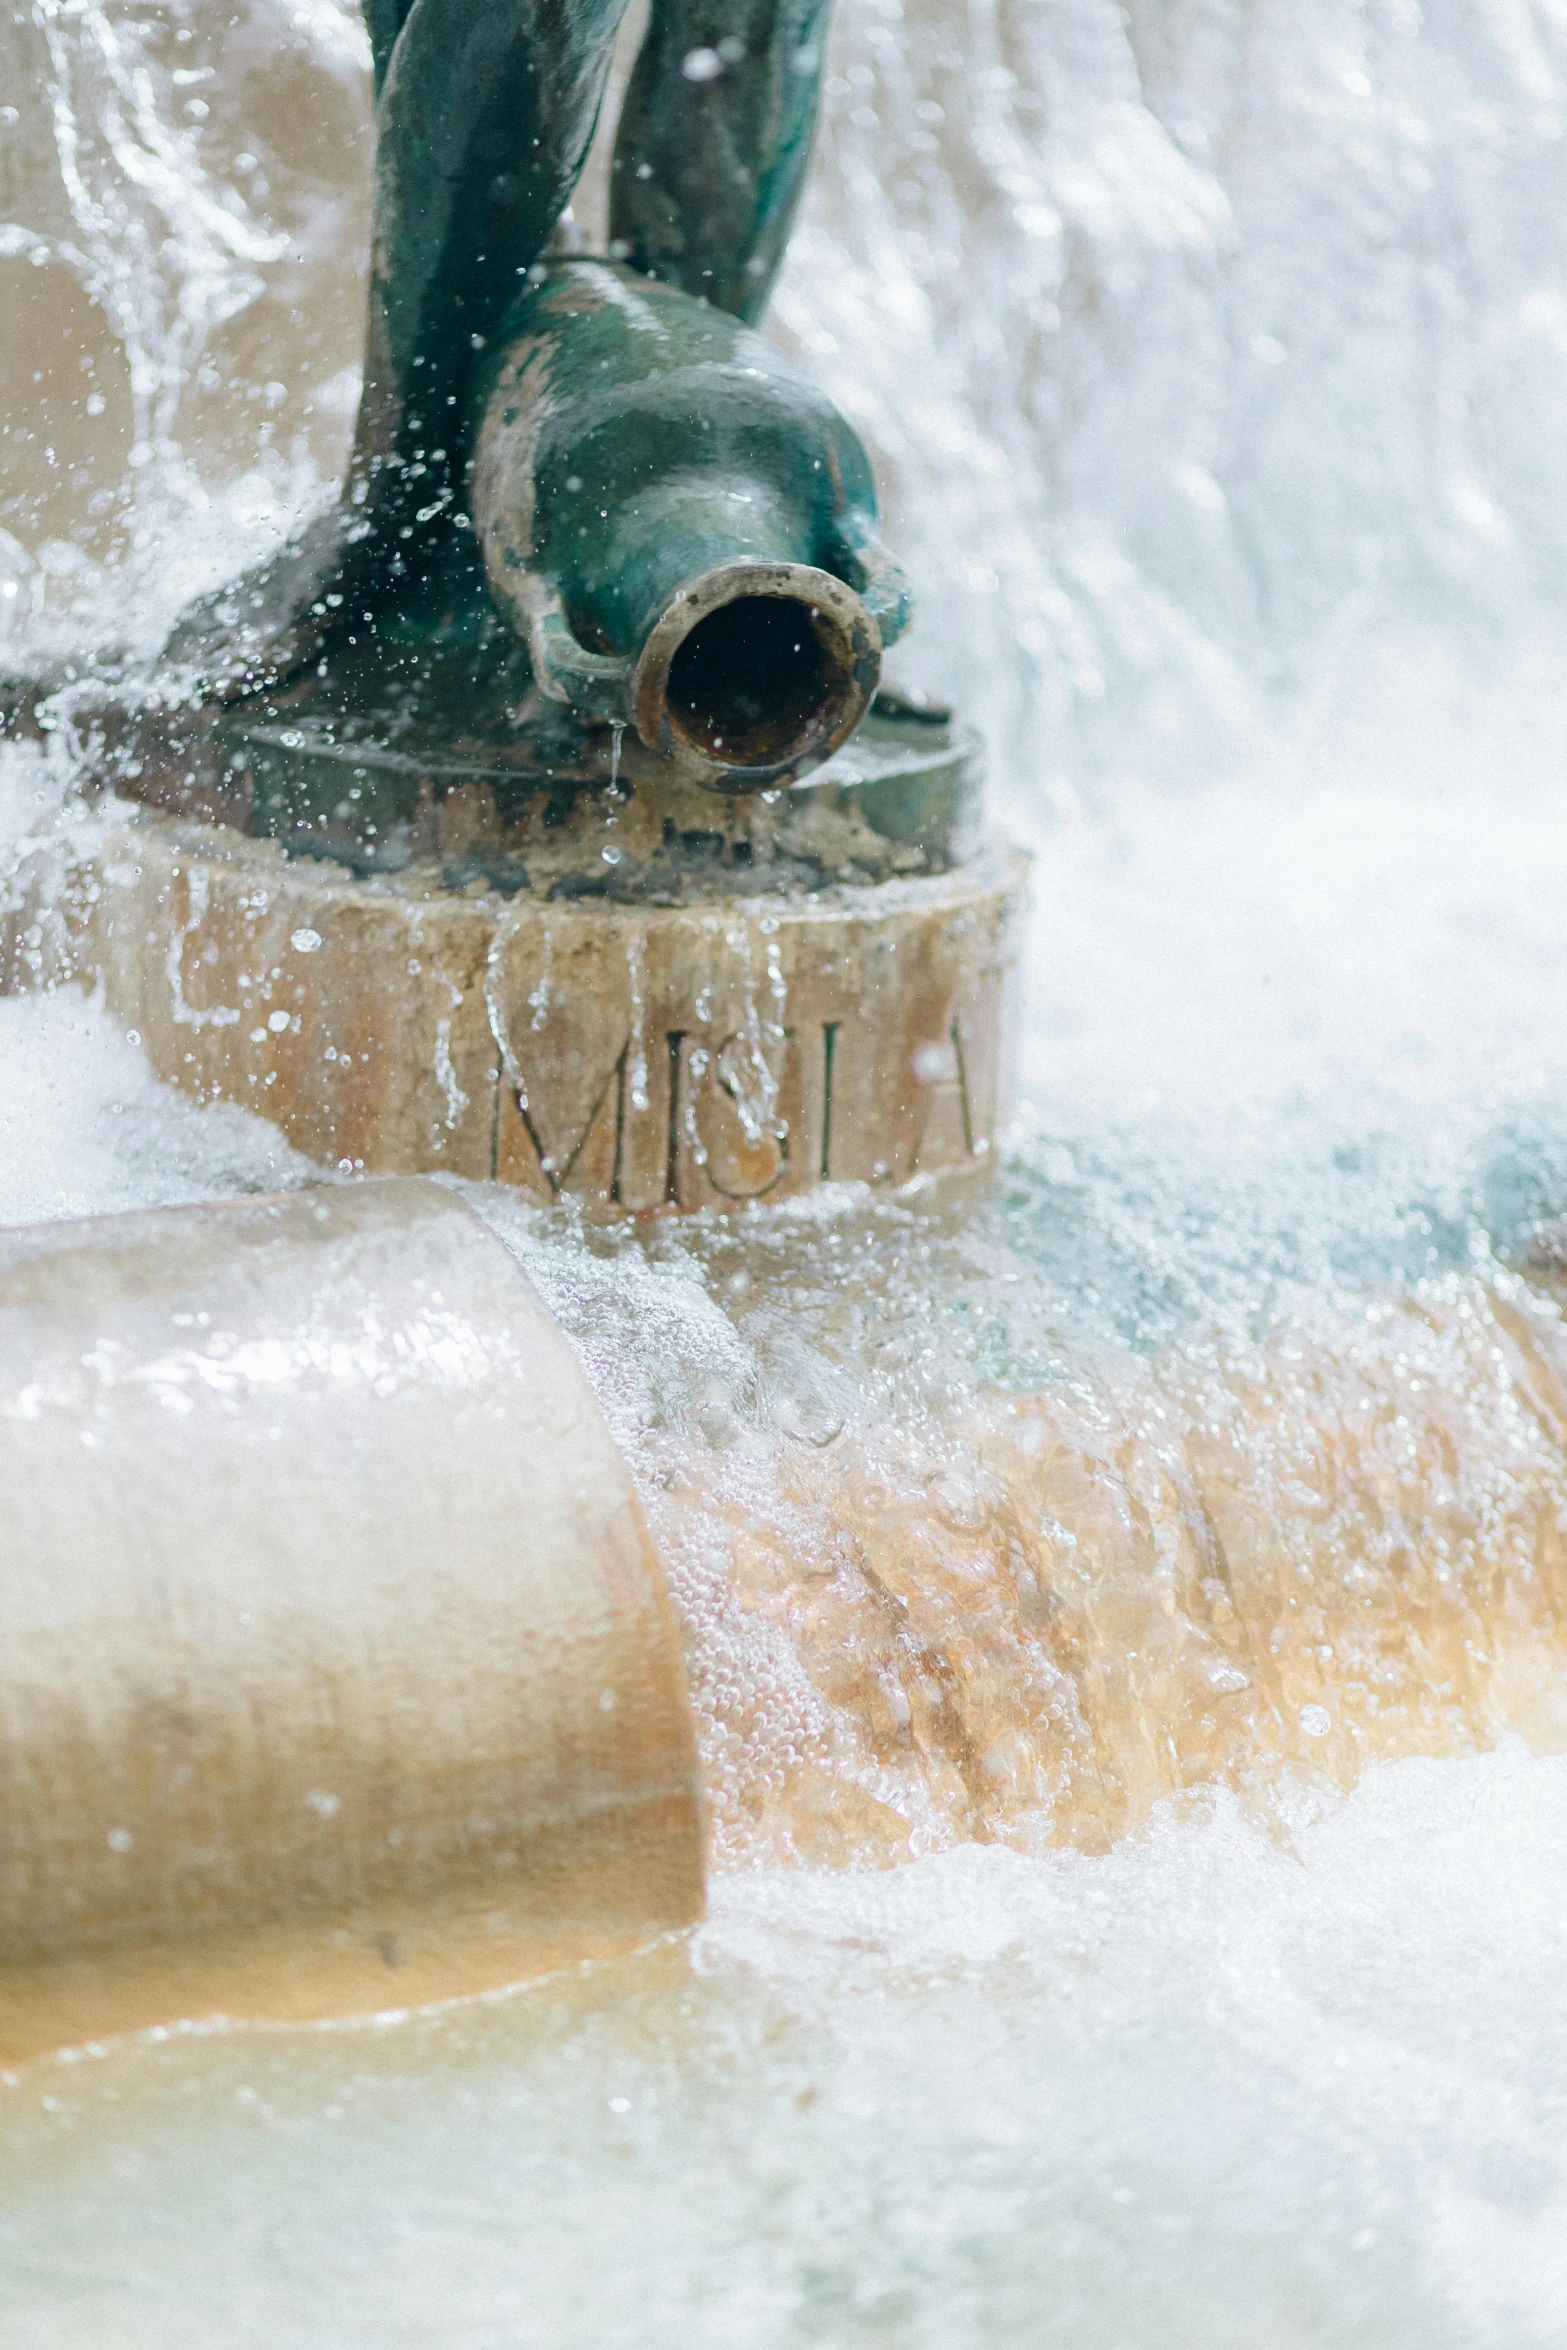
0, 984, 305, 1230
0, 1752, 1559, 2344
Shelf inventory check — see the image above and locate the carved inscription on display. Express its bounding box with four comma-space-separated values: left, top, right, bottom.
9, 815, 1027, 1212
491, 889, 1019, 1210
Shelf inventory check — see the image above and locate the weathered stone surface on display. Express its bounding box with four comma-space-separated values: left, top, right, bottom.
0, 1179, 703, 2064
2, 811, 499, 1177
2, 801, 1027, 1211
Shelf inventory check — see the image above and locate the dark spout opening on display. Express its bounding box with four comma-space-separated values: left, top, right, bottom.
632, 563, 881, 791
665, 597, 832, 767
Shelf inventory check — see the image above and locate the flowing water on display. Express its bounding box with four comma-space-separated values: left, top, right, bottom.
6, 1, 1567, 2340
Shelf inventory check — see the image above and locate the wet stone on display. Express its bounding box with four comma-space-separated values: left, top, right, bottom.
0, 795, 1027, 1214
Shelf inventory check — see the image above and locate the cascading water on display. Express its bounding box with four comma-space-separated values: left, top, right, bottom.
6, 1, 1567, 2341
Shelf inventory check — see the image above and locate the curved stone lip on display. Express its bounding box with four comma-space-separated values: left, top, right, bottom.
0, 1177, 707, 2061
631, 560, 882, 793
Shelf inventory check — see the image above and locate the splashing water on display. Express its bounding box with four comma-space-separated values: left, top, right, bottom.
7, 0, 1567, 2341
779, 0, 1567, 813
0, 0, 366, 654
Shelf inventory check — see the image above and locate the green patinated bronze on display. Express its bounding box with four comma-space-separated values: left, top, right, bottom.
159, 0, 911, 811
609, 0, 832, 321
473, 260, 906, 785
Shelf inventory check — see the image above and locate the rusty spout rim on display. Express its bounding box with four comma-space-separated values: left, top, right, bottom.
631, 561, 882, 795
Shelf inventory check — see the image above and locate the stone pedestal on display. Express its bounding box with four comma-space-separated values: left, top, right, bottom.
3, 787, 1026, 1212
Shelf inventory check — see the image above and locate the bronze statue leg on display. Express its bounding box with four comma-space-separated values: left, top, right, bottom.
610, 0, 833, 323
358, 0, 637, 499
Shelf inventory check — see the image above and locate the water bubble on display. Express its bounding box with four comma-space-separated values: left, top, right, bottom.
912, 1040, 956, 1084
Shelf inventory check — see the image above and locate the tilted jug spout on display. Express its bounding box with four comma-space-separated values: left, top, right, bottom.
471, 260, 910, 792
